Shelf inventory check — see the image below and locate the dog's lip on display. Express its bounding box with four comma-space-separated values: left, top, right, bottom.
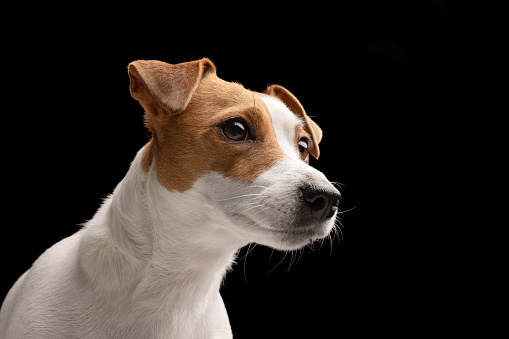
267, 227, 315, 236
232, 213, 319, 237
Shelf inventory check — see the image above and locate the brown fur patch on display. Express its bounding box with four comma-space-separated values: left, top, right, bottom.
128, 59, 322, 192
154, 75, 286, 192
141, 140, 155, 173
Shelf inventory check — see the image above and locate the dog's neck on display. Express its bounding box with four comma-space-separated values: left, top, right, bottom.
79, 144, 245, 321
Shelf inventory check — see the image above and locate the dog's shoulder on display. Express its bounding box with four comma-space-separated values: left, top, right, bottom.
0, 233, 84, 338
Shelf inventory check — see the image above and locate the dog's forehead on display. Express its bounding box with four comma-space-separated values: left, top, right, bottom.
189, 76, 261, 113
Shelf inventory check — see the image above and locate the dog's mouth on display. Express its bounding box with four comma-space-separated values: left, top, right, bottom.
230, 212, 334, 249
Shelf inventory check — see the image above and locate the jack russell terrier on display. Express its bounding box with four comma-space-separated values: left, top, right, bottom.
0, 58, 341, 338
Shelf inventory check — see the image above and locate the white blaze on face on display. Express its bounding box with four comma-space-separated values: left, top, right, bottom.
260, 96, 302, 160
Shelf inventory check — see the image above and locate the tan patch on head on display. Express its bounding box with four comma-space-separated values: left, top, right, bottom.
129, 58, 217, 175
128, 59, 322, 192
154, 75, 286, 192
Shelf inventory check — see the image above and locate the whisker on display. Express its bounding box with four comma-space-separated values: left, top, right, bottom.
337, 225, 343, 242
337, 206, 356, 215
267, 248, 275, 267
252, 213, 273, 228
330, 181, 345, 188
241, 243, 257, 284
238, 243, 257, 261
251, 206, 272, 216
328, 231, 335, 257
335, 220, 344, 245
225, 200, 264, 215
238, 204, 266, 214
287, 250, 297, 272
297, 248, 305, 263
245, 185, 269, 190
215, 193, 265, 202
318, 237, 325, 253
267, 251, 288, 273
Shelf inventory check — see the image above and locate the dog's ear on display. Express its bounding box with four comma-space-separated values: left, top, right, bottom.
128, 58, 215, 116
265, 84, 323, 159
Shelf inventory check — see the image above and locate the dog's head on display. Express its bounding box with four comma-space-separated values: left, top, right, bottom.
128, 58, 340, 250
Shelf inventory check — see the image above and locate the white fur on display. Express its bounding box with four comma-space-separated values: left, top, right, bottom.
261, 96, 303, 160
0, 97, 337, 338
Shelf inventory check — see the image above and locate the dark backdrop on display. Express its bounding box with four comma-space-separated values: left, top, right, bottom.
2, 1, 469, 337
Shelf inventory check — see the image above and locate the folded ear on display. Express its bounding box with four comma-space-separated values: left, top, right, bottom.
265, 84, 323, 159
128, 58, 215, 116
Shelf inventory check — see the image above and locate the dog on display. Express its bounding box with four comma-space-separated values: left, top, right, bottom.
0, 58, 341, 338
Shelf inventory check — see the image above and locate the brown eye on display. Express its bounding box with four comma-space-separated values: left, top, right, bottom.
220, 118, 254, 142
298, 137, 309, 161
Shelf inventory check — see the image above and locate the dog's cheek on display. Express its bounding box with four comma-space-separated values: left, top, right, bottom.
212, 142, 285, 186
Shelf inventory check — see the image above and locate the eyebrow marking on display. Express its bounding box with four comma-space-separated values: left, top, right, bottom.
296, 118, 306, 129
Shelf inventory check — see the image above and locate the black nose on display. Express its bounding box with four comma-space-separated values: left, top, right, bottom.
301, 182, 342, 221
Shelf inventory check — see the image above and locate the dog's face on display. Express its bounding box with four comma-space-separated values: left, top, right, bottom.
129, 58, 340, 250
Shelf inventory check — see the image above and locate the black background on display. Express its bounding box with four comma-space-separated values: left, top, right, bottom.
2, 1, 473, 337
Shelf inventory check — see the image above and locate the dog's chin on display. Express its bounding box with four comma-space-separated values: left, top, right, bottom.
232, 214, 336, 251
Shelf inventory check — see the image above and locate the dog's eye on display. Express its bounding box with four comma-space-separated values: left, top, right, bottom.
298, 137, 309, 161
220, 118, 254, 142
